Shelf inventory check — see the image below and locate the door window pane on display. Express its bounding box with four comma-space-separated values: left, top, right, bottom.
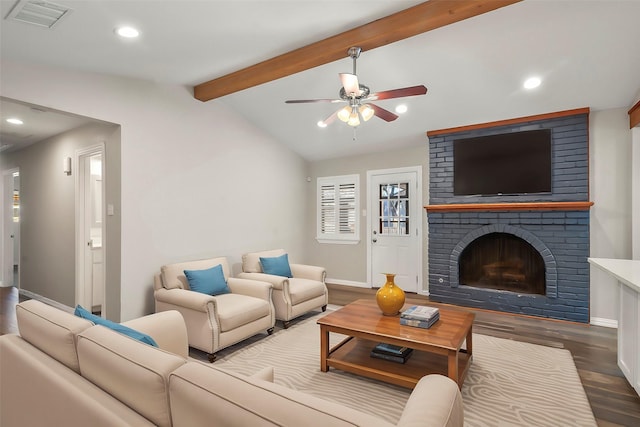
378, 182, 409, 235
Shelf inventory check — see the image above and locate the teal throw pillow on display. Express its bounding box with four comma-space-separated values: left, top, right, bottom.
260, 254, 293, 278
184, 264, 230, 296
74, 305, 158, 347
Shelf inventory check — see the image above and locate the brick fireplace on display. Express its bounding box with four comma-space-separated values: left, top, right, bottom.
426, 109, 592, 323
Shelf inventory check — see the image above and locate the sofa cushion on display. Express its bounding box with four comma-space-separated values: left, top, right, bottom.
16, 300, 93, 373
77, 325, 186, 427
0, 334, 156, 427
215, 293, 271, 332
184, 264, 230, 296
243, 249, 286, 273
169, 363, 393, 427
288, 278, 327, 305
161, 257, 231, 290
260, 253, 293, 278
74, 305, 158, 347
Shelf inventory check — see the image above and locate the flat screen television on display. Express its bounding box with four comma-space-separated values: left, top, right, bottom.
453, 129, 552, 196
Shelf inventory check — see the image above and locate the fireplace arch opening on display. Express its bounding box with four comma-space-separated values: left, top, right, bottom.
458, 232, 546, 295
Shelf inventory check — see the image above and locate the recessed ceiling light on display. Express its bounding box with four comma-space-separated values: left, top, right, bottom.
524, 77, 541, 89
395, 104, 408, 114
317, 120, 327, 128
115, 26, 139, 38
6, 118, 24, 125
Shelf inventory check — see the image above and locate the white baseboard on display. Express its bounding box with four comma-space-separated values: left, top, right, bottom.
326, 278, 370, 288
19, 289, 74, 313
590, 317, 618, 328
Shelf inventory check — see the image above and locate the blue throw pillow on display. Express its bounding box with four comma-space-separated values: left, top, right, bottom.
184, 264, 230, 296
74, 305, 158, 347
260, 254, 293, 278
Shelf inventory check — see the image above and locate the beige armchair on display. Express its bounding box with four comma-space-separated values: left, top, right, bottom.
238, 249, 328, 328
153, 257, 275, 362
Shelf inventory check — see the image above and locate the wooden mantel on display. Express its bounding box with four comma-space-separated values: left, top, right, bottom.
425, 201, 594, 212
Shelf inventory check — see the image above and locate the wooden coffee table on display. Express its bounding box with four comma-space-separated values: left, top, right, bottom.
317, 299, 474, 389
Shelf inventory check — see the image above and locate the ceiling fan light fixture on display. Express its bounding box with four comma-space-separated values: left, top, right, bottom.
337, 105, 351, 122
284, 47, 427, 129
360, 104, 374, 121
347, 107, 360, 127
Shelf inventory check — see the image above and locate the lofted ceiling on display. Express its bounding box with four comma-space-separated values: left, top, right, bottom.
1, 0, 639, 160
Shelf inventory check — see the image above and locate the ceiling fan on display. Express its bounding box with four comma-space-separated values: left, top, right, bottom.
285, 47, 427, 128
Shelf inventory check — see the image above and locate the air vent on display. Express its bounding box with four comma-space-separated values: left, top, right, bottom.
6, 0, 73, 29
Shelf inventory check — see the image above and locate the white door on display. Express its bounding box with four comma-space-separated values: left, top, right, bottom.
1, 168, 20, 287
76, 146, 105, 314
367, 167, 422, 292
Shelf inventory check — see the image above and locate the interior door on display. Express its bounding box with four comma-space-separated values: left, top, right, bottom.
76, 146, 105, 315
2, 168, 19, 288
368, 168, 421, 292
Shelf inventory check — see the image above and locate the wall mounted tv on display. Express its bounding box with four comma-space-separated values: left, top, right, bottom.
453, 129, 552, 196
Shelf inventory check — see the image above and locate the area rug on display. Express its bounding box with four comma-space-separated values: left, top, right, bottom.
203, 310, 597, 426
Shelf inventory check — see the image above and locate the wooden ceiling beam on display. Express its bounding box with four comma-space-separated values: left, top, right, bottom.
193, 0, 521, 102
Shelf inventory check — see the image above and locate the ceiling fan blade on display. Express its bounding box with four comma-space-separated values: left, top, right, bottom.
339, 73, 360, 96
285, 99, 344, 104
320, 110, 339, 126
369, 85, 427, 101
368, 103, 399, 122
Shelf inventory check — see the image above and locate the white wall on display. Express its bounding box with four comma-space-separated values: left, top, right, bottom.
589, 108, 633, 325
307, 145, 429, 289
0, 60, 308, 320
633, 126, 640, 260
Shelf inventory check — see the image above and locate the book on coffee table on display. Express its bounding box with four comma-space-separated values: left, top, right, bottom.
401, 305, 439, 321
400, 313, 440, 329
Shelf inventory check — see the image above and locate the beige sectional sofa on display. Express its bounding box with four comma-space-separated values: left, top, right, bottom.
0, 299, 464, 427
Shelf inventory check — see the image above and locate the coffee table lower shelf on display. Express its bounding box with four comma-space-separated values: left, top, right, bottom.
326, 336, 471, 389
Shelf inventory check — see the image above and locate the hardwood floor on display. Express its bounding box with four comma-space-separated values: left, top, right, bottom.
2, 284, 639, 425
327, 284, 640, 427
0, 286, 21, 336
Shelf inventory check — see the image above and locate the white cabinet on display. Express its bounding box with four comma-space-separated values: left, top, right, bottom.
618, 282, 638, 390
589, 258, 640, 396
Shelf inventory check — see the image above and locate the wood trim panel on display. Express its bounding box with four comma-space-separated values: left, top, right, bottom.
424, 201, 594, 212
193, 0, 522, 101
426, 108, 590, 137
629, 99, 640, 128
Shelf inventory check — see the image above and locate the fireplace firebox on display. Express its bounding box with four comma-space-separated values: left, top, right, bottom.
458, 232, 545, 295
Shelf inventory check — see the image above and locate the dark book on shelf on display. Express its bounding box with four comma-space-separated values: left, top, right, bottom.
372, 343, 412, 357
370, 350, 412, 364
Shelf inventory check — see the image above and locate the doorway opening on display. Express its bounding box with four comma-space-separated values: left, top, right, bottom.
2, 168, 20, 288
75, 145, 105, 316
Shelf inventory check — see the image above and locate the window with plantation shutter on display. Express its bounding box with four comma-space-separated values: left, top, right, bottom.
317, 174, 360, 244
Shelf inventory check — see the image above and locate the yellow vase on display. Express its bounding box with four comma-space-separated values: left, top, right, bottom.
376, 273, 405, 316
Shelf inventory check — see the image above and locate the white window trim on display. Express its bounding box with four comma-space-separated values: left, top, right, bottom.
316, 174, 360, 244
